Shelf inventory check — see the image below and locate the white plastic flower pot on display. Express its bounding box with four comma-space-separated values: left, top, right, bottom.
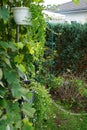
12, 7, 31, 25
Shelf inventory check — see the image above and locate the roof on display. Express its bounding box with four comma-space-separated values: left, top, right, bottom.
43, 10, 65, 20
55, 0, 87, 14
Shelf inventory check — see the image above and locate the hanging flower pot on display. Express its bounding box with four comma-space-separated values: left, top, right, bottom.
12, 7, 31, 25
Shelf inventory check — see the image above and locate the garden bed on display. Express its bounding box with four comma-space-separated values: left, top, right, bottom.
49, 74, 87, 130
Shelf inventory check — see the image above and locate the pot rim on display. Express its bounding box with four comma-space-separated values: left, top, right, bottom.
12, 7, 29, 11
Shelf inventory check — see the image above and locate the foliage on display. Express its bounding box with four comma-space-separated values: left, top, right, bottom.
0, 40, 36, 130
72, 0, 79, 4
49, 73, 87, 130
49, 73, 87, 113
30, 81, 57, 130
46, 22, 87, 74
0, 0, 84, 129
0, 0, 47, 130
55, 107, 87, 130
1, 0, 44, 7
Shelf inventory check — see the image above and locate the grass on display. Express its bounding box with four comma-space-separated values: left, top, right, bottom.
49, 73, 87, 130
53, 101, 87, 130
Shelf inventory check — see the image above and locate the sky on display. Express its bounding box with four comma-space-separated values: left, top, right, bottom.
44, 0, 72, 5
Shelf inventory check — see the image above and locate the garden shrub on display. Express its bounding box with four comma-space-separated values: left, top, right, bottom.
46, 22, 87, 74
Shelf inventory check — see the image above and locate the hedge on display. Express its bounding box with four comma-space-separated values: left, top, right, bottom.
45, 22, 87, 74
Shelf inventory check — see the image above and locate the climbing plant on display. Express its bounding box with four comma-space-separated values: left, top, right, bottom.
0, 0, 47, 129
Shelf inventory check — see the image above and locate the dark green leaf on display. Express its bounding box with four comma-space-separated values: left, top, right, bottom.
0, 124, 7, 130
0, 99, 5, 107
8, 42, 17, 52
22, 102, 35, 118
12, 85, 22, 98
5, 101, 21, 124
0, 87, 6, 98
0, 41, 9, 49
4, 69, 18, 85
0, 69, 3, 80
0, 41, 16, 52
0, 6, 9, 20
3, 57, 12, 68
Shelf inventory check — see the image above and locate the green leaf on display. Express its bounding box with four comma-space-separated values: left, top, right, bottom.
14, 54, 24, 64
16, 64, 26, 73
30, 48, 34, 54
0, 6, 9, 20
0, 99, 5, 107
25, 92, 33, 101
72, 0, 79, 4
5, 101, 21, 121
0, 125, 7, 130
11, 80, 28, 99
0, 115, 7, 129
15, 121, 21, 129
11, 83, 22, 98
0, 81, 4, 87
8, 42, 17, 52
0, 87, 6, 98
3, 57, 12, 68
0, 41, 9, 49
4, 69, 18, 85
27, 44, 34, 54
16, 42, 24, 49
0, 41, 16, 52
22, 118, 34, 130
0, 69, 3, 80
0, 109, 2, 116
28, 63, 35, 76
33, 0, 43, 3
19, 87, 29, 96
22, 102, 35, 118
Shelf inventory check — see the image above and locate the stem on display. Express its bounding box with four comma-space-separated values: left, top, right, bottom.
16, 25, 20, 42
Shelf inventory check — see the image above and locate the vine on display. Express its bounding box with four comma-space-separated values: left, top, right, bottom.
0, 0, 46, 129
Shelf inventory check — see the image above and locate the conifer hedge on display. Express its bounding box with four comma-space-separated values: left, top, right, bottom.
46, 22, 87, 74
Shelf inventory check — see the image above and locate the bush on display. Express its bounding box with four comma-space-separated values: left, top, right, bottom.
46, 22, 87, 74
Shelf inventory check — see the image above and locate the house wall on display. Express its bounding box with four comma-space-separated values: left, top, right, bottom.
43, 10, 66, 24
64, 12, 87, 24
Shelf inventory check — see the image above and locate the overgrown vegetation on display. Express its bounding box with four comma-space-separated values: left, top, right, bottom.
45, 21, 87, 129
48, 73, 87, 130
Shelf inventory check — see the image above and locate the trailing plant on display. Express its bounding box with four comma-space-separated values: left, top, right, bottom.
30, 81, 57, 130
0, 40, 36, 130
